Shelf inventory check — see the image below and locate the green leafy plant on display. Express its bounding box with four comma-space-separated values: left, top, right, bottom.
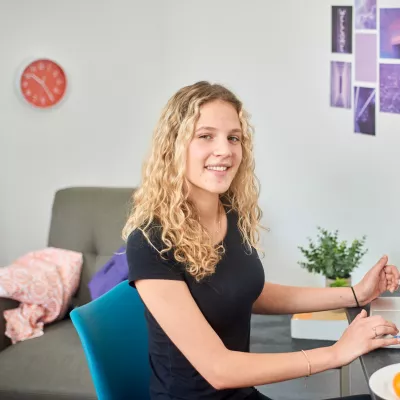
298, 227, 368, 280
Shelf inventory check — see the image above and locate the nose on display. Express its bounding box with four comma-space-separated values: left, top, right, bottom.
212, 136, 232, 157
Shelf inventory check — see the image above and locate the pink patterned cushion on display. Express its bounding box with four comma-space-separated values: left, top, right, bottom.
0, 248, 83, 344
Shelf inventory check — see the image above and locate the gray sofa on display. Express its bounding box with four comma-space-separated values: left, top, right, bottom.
0, 187, 135, 400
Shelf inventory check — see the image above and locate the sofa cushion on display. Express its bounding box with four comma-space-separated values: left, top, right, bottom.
88, 245, 128, 300
0, 320, 96, 400
47, 187, 134, 306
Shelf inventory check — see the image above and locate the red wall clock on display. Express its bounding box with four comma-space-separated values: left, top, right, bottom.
19, 59, 67, 109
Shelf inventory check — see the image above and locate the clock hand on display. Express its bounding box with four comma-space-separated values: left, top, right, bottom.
40, 82, 55, 102
24, 73, 55, 102
24, 73, 45, 86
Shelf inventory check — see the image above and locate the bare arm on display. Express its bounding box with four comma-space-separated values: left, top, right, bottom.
135, 279, 339, 390
252, 282, 358, 315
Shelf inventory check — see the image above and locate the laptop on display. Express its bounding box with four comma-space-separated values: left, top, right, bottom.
370, 297, 400, 348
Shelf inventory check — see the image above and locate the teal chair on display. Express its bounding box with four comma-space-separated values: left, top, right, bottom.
70, 280, 150, 400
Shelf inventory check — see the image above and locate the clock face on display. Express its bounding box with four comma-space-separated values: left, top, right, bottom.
20, 59, 67, 108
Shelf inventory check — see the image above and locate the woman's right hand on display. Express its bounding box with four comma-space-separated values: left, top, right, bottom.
331, 309, 400, 366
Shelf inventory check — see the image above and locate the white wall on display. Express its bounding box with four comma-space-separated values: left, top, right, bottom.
0, 0, 166, 262
1, 0, 399, 288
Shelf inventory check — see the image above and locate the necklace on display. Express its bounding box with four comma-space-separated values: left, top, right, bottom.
199, 201, 222, 237
215, 201, 222, 235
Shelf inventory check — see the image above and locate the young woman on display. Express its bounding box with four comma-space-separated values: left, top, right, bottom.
122, 81, 400, 400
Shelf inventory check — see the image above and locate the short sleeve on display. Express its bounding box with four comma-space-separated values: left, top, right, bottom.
126, 228, 185, 288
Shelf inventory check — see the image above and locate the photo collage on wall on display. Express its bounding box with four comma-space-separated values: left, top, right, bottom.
330, 1, 400, 136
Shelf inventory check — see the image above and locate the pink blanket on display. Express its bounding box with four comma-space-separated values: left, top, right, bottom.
0, 247, 83, 344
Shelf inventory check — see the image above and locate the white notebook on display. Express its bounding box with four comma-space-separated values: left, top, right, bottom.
370, 297, 400, 348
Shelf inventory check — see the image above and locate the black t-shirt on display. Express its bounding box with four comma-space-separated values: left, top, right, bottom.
126, 209, 265, 400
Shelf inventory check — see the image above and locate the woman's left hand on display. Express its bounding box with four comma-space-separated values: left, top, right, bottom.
354, 255, 400, 306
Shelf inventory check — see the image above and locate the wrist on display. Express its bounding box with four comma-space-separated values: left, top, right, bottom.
352, 284, 365, 306
305, 345, 342, 375
329, 343, 344, 368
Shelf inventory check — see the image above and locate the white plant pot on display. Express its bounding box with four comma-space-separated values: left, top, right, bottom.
325, 276, 352, 287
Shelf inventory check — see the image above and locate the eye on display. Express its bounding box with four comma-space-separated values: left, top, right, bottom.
199, 134, 212, 140
228, 136, 241, 143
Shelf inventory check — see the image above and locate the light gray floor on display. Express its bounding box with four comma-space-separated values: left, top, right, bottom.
249, 314, 370, 400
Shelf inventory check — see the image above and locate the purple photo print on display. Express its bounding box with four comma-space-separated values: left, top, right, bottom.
380, 8, 400, 59
332, 6, 353, 54
380, 64, 400, 114
354, 87, 376, 135
355, 0, 377, 30
331, 61, 352, 109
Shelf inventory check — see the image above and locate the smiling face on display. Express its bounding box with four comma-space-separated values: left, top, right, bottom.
185, 100, 243, 198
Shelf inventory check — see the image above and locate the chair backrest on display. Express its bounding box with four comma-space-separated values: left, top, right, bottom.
70, 280, 150, 400
48, 186, 135, 306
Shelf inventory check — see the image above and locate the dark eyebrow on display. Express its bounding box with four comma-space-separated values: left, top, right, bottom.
195, 126, 243, 135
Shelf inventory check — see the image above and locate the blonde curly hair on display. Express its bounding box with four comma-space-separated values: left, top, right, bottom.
122, 81, 263, 282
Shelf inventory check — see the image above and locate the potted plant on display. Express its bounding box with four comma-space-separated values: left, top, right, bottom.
298, 227, 368, 287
